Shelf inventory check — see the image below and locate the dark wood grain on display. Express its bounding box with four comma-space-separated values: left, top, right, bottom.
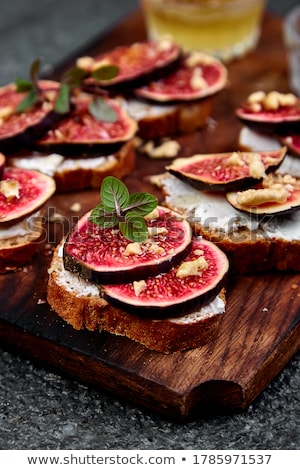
0, 9, 299, 421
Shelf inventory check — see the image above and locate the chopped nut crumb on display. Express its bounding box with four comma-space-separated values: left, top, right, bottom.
148, 226, 168, 237
190, 67, 208, 90
49, 212, 65, 222
246, 90, 297, 112
237, 187, 287, 206
247, 153, 266, 179
123, 242, 143, 256
140, 139, 180, 159
157, 36, 173, 51
70, 202, 81, 212
227, 152, 245, 166
76, 56, 95, 70
133, 280, 147, 296
0, 179, 20, 200
0, 105, 14, 121
176, 256, 208, 278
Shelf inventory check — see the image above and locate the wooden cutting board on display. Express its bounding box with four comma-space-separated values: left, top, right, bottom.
0, 10, 299, 421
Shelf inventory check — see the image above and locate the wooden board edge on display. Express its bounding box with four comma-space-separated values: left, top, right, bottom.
2, 314, 299, 421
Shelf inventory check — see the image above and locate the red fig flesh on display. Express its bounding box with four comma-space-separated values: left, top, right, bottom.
135, 51, 227, 102
34, 93, 138, 152
0, 80, 66, 153
63, 206, 193, 284
78, 39, 181, 88
0, 167, 56, 225
166, 148, 287, 191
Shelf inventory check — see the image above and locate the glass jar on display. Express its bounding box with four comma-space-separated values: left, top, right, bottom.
141, 0, 266, 62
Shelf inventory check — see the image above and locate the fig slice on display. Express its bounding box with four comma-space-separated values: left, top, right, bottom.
0, 167, 56, 225
134, 51, 227, 102
280, 134, 300, 158
78, 38, 181, 89
236, 90, 300, 134
63, 206, 193, 284
226, 173, 300, 216
166, 148, 287, 192
34, 92, 138, 153
0, 80, 66, 153
0, 152, 5, 179
101, 238, 229, 318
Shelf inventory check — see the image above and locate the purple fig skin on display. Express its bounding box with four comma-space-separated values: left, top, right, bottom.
0, 153, 5, 179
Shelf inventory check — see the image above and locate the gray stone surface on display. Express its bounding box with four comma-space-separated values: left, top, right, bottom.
0, 0, 138, 85
0, 350, 299, 449
0, 0, 298, 85
0, 0, 299, 450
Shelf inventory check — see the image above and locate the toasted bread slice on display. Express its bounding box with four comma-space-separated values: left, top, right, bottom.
238, 127, 300, 178
0, 211, 44, 273
159, 172, 300, 273
8, 140, 136, 192
125, 97, 213, 140
47, 241, 226, 353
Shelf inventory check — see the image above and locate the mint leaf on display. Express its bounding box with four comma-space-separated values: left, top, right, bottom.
127, 192, 158, 217
120, 214, 148, 243
62, 66, 89, 86
14, 59, 40, 112
89, 96, 118, 122
55, 83, 70, 114
89, 176, 158, 243
15, 78, 33, 93
100, 176, 129, 213
16, 89, 39, 113
30, 58, 41, 87
89, 203, 119, 229
92, 64, 119, 81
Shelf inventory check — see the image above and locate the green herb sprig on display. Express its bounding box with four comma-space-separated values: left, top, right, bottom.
15, 59, 42, 113
89, 176, 158, 243
15, 59, 119, 122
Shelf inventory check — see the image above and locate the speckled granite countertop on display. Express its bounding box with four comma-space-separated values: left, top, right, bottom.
0, 0, 299, 450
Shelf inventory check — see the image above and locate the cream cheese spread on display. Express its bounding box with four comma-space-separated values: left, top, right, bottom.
0, 212, 41, 241
162, 174, 300, 241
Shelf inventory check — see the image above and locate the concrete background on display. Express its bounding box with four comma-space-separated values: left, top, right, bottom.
0, 0, 299, 450
0, 0, 299, 85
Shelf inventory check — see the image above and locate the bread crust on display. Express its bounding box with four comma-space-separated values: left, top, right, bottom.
53, 140, 136, 192
8, 140, 136, 193
47, 242, 226, 353
127, 98, 213, 140
0, 215, 44, 273
195, 223, 300, 273
160, 174, 300, 273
